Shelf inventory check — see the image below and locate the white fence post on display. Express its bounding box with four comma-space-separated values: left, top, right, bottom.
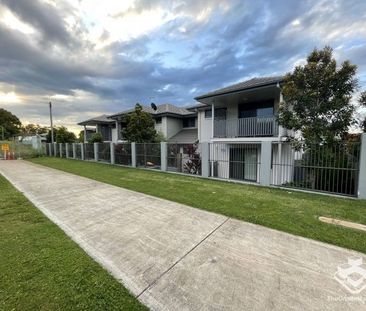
80, 143, 85, 160
65, 144, 69, 158
358, 133, 366, 199
59, 143, 63, 157
94, 143, 99, 161
48, 143, 52, 156
110, 142, 115, 165
160, 142, 167, 171
72, 143, 76, 159
201, 142, 210, 178
131, 142, 136, 167
260, 141, 272, 186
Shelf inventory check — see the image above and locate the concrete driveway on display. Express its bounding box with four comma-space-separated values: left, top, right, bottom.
0, 160, 365, 310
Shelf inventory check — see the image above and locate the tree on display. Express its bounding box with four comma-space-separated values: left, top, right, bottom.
22, 124, 48, 135
122, 103, 158, 143
78, 130, 84, 142
0, 108, 22, 140
88, 132, 103, 143
359, 91, 366, 132
47, 126, 76, 143
278, 46, 358, 145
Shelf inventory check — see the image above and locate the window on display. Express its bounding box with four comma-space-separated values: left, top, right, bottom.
238, 100, 274, 118
155, 117, 162, 124
183, 117, 196, 128
205, 108, 227, 119
205, 110, 212, 118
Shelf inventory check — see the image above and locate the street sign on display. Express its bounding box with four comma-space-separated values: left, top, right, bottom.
1, 144, 9, 151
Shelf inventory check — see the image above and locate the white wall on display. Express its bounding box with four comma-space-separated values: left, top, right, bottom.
165, 117, 183, 139
111, 128, 118, 142
198, 110, 212, 142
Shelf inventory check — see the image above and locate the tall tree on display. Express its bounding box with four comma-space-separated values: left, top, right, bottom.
359, 91, 366, 132
122, 103, 158, 142
47, 126, 76, 143
22, 124, 48, 135
278, 46, 358, 145
0, 108, 22, 140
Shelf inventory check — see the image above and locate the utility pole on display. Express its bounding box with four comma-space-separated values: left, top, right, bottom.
49, 101, 54, 144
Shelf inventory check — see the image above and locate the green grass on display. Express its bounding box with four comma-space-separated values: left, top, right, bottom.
0, 174, 147, 311
28, 157, 366, 255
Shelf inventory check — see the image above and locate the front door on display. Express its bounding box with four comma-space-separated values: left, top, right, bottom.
229, 146, 258, 181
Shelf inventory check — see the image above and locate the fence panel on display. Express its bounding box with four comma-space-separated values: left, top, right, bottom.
115, 143, 132, 166
98, 143, 111, 162
75, 144, 82, 159
84, 143, 94, 160
136, 143, 161, 169
167, 143, 201, 175
271, 141, 361, 197
61, 144, 66, 157
209, 142, 261, 182
66, 143, 73, 158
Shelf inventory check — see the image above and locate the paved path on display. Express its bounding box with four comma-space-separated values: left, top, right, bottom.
1, 160, 365, 310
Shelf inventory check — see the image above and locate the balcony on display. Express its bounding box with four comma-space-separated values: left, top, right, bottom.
214, 116, 279, 138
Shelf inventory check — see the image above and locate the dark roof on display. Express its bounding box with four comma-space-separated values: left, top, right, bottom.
168, 128, 198, 143
195, 76, 284, 100
78, 114, 115, 126
109, 103, 195, 118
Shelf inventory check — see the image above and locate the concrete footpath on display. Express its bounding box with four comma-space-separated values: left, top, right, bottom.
0, 160, 365, 310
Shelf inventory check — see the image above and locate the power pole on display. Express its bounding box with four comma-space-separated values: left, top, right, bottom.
49, 101, 54, 144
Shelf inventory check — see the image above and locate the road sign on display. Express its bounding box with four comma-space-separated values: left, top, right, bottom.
1, 144, 9, 151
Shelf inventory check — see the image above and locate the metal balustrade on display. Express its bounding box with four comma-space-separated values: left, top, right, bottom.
136, 143, 161, 169
214, 116, 278, 138
167, 143, 201, 175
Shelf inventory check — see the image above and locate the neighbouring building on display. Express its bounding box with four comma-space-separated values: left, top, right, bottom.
78, 104, 198, 144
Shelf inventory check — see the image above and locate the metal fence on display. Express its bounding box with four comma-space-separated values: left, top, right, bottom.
167, 143, 201, 175
61, 144, 66, 157
75, 144, 82, 159
84, 143, 94, 160
115, 143, 132, 166
209, 142, 261, 182
66, 143, 73, 158
271, 141, 361, 197
98, 143, 111, 162
136, 143, 161, 169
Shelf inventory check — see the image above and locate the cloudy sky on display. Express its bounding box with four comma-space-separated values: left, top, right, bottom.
0, 0, 366, 133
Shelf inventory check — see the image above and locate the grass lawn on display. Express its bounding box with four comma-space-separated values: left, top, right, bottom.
0, 174, 147, 311
28, 157, 366, 255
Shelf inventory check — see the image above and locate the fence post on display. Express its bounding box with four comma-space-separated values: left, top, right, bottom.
94, 143, 99, 162
110, 142, 115, 165
65, 144, 69, 158
161, 142, 167, 171
53, 142, 57, 157
260, 141, 272, 186
72, 143, 76, 159
201, 142, 210, 178
80, 143, 85, 160
131, 142, 136, 167
59, 143, 63, 157
48, 143, 52, 156
358, 133, 366, 199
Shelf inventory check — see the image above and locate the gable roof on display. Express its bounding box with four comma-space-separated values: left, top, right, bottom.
168, 128, 198, 143
78, 114, 115, 126
195, 76, 284, 101
109, 103, 195, 118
